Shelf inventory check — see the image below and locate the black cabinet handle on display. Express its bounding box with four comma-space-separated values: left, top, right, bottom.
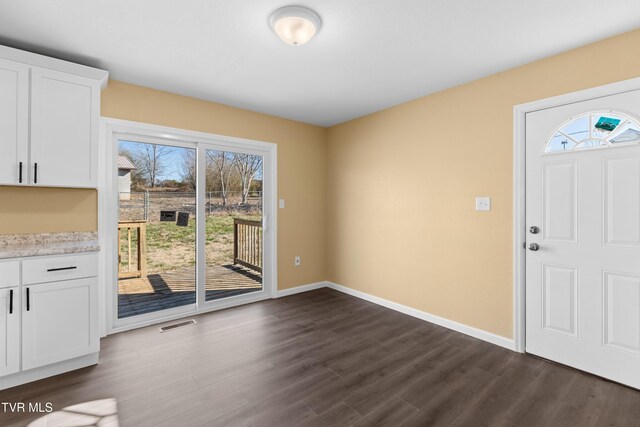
26, 287, 30, 311
9, 289, 13, 314
19, 162, 22, 183
34, 163, 38, 183
47, 266, 77, 272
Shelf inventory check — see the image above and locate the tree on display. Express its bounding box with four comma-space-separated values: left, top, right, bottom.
179, 150, 197, 190
132, 144, 172, 188
207, 151, 233, 206
232, 153, 263, 204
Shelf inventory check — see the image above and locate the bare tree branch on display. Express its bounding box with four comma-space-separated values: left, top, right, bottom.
179, 150, 197, 190
131, 144, 172, 188
232, 153, 263, 204
207, 150, 234, 206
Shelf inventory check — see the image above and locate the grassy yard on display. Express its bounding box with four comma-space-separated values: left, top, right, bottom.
119, 214, 260, 274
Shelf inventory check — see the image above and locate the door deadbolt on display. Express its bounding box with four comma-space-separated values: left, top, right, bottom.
529, 226, 540, 234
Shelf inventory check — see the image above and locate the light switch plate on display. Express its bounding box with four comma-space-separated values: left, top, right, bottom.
476, 196, 491, 211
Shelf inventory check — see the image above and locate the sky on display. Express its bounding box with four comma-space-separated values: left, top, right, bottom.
119, 139, 264, 182
119, 140, 190, 181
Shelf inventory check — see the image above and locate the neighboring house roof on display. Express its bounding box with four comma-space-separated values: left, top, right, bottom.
118, 155, 137, 170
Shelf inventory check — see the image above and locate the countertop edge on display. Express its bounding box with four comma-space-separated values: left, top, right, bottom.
0, 242, 101, 260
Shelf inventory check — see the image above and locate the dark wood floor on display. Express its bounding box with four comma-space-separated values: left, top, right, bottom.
3, 288, 640, 426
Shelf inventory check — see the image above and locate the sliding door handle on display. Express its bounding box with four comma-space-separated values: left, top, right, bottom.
9, 289, 13, 314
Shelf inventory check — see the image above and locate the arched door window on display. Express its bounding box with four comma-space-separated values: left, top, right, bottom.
545, 111, 640, 153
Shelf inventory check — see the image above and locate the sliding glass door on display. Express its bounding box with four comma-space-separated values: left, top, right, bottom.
110, 128, 273, 329
117, 140, 197, 319
202, 149, 263, 303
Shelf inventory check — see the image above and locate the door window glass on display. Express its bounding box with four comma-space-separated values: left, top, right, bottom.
545, 111, 640, 153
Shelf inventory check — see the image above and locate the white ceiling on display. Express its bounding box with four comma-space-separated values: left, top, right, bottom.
1, 1, 640, 127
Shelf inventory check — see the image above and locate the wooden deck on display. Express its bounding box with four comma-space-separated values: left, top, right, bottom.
118, 264, 262, 318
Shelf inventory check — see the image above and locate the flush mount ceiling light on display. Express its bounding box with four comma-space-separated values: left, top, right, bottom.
269, 6, 322, 46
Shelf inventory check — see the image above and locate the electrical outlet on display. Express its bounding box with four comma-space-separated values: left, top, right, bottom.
294, 256, 301, 266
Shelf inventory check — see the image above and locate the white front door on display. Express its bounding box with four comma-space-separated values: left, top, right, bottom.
526, 89, 640, 389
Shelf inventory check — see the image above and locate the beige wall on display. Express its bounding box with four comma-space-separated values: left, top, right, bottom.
0, 186, 97, 234
326, 29, 640, 339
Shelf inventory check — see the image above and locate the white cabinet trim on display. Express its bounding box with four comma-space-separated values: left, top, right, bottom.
0, 45, 108, 88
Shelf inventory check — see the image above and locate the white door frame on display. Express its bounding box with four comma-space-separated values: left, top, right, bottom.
98, 118, 278, 335
512, 76, 640, 352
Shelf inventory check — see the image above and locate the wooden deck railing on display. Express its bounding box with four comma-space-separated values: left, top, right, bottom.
118, 221, 147, 279
234, 218, 263, 273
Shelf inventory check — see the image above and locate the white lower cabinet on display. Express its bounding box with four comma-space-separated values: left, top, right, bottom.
0, 253, 99, 389
22, 278, 98, 370
0, 287, 20, 376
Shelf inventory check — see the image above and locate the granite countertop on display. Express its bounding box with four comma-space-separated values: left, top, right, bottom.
0, 232, 100, 259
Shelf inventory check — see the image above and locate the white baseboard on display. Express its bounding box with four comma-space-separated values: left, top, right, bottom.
326, 282, 516, 351
273, 280, 516, 351
275, 281, 329, 298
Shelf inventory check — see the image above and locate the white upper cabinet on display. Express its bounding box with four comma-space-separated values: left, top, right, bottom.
0, 46, 108, 188
0, 59, 28, 185
30, 69, 99, 187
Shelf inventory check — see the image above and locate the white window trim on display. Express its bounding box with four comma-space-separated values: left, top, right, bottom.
98, 117, 278, 335
512, 76, 640, 353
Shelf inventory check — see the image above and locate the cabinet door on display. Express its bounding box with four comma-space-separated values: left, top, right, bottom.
0, 59, 29, 185
30, 68, 99, 187
0, 287, 20, 377
0, 260, 20, 289
22, 278, 98, 370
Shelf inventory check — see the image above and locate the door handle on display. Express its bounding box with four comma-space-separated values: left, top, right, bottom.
9, 289, 13, 314
34, 163, 38, 184
26, 287, 30, 311
19, 162, 22, 183
528, 243, 540, 251
47, 266, 77, 272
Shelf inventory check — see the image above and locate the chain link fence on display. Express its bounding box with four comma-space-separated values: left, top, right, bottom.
118, 191, 262, 222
